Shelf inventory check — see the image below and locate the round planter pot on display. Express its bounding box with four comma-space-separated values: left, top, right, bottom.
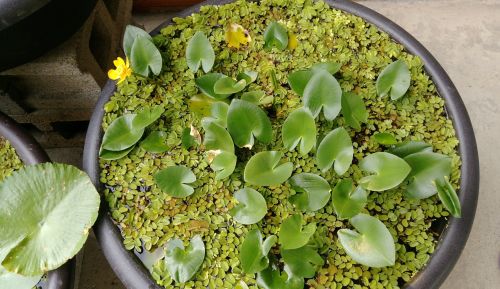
0, 112, 75, 289
83, 1, 480, 289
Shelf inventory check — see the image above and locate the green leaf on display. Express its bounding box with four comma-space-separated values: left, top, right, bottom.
209, 102, 229, 128
282, 108, 316, 155
244, 151, 293, 186
154, 166, 196, 198
288, 70, 313, 96
311, 62, 341, 74
341, 92, 368, 130
257, 265, 304, 289
436, 177, 462, 217
214, 76, 247, 95
303, 69, 342, 121
0, 163, 100, 275
99, 145, 135, 160
140, 131, 169, 153
195, 73, 231, 100
373, 132, 397, 145
227, 99, 273, 148
240, 229, 277, 274
164, 235, 205, 283
101, 114, 145, 151
181, 127, 200, 150
387, 140, 432, 158
188, 94, 217, 118
338, 213, 395, 267
289, 173, 331, 212
282, 246, 324, 278
237, 71, 258, 84
241, 90, 269, 105
263, 21, 288, 51
0, 266, 41, 289
130, 36, 162, 77
201, 118, 234, 153
123, 25, 152, 58
133, 105, 164, 129
359, 152, 411, 191
331, 179, 368, 220
279, 214, 316, 250
316, 127, 353, 175
135, 245, 166, 272
210, 151, 237, 180
230, 188, 267, 224
403, 152, 452, 199
186, 31, 215, 73
376, 60, 411, 100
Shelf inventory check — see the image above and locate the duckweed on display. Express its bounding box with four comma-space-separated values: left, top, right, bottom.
99, 0, 461, 288
0, 137, 22, 181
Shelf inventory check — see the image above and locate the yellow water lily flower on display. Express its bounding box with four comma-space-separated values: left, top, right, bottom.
108, 57, 132, 83
225, 23, 252, 49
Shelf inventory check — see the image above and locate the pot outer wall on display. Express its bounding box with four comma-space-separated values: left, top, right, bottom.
0, 112, 75, 289
83, 1, 480, 289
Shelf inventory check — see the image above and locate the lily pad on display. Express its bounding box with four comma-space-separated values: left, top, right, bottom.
230, 188, 267, 224
99, 145, 135, 160
263, 21, 288, 51
331, 179, 368, 220
282, 107, 317, 155
303, 69, 342, 121
237, 71, 258, 84
281, 246, 324, 278
436, 177, 462, 217
181, 126, 200, 150
316, 127, 353, 175
288, 70, 313, 96
130, 36, 163, 77
186, 31, 215, 73
376, 60, 411, 100
214, 76, 247, 95
279, 214, 316, 250
154, 166, 196, 198
123, 25, 152, 58
195, 73, 231, 100
140, 131, 169, 153
0, 266, 41, 289
133, 106, 165, 129
188, 94, 218, 118
227, 99, 272, 148
241, 90, 271, 105
373, 132, 397, 145
256, 265, 304, 289
164, 235, 205, 283
311, 62, 341, 74
387, 140, 432, 158
101, 114, 144, 151
202, 118, 234, 153
240, 229, 277, 274
244, 151, 293, 186
210, 151, 237, 180
341, 92, 368, 131
337, 213, 395, 267
359, 152, 411, 191
209, 102, 229, 128
289, 173, 331, 212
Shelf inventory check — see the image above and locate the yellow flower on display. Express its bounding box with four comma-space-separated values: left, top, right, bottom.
108, 57, 132, 83
225, 23, 252, 49
288, 32, 298, 50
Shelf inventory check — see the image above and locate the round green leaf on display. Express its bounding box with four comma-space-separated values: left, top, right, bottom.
195, 73, 231, 100
316, 127, 353, 175
387, 140, 432, 158
311, 62, 341, 74
257, 265, 304, 289
279, 214, 316, 250
288, 70, 313, 96
227, 99, 273, 148
188, 94, 217, 118
359, 152, 411, 191
282, 107, 317, 155
373, 132, 397, 145
186, 31, 215, 73
140, 131, 169, 153
436, 177, 462, 218
209, 102, 229, 128
282, 246, 324, 278
337, 213, 395, 267
202, 118, 234, 153
123, 25, 152, 58
99, 145, 135, 160
241, 90, 268, 105
210, 151, 236, 180
101, 114, 145, 151
240, 229, 277, 274
154, 166, 196, 198
133, 105, 164, 129
214, 76, 247, 95
331, 179, 368, 220
263, 21, 288, 51
237, 71, 258, 84
244, 151, 293, 186
164, 235, 205, 283
341, 92, 368, 131
376, 60, 411, 100
0, 266, 41, 289
303, 69, 342, 121
0, 163, 100, 275
404, 151, 452, 199
230, 188, 267, 224
130, 36, 162, 77
289, 173, 331, 212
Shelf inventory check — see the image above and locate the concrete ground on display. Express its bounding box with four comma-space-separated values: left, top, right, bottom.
55, 1, 499, 288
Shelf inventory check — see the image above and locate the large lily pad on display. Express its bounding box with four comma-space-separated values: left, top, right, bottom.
227, 99, 272, 148
0, 266, 41, 289
244, 151, 293, 186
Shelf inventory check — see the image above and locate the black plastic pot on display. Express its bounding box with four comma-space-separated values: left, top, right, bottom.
0, 111, 75, 289
83, 1, 480, 288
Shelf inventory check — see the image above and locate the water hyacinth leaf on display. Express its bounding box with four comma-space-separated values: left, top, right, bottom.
359, 152, 411, 191
373, 132, 397, 145
311, 62, 341, 74
225, 23, 252, 49
0, 163, 100, 275
316, 127, 353, 175
101, 114, 144, 152
376, 60, 411, 100
331, 179, 368, 220
403, 152, 452, 199
338, 213, 395, 267
214, 76, 247, 95
230, 188, 267, 224
140, 131, 169, 153
188, 94, 217, 117
202, 119, 234, 153
282, 108, 316, 155
279, 214, 316, 250
210, 151, 237, 180
237, 71, 258, 84
436, 177, 462, 217
195, 73, 231, 100
281, 246, 324, 278
263, 21, 288, 51
303, 69, 342, 121
186, 31, 215, 73
288, 70, 313, 96
155, 166, 196, 198
123, 25, 152, 58
256, 265, 304, 289
227, 99, 272, 148
387, 140, 432, 158
164, 235, 205, 283
133, 105, 164, 129
341, 92, 368, 130
99, 145, 135, 160
130, 36, 162, 77
289, 173, 331, 212
244, 151, 293, 186
240, 229, 277, 274
0, 266, 41, 289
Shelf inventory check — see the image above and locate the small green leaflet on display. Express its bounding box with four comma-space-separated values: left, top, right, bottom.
240, 229, 277, 274
99, 145, 136, 161
154, 166, 196, 198
130, 36, 162, 77
256, 265, 304, 289
279, 214, 316, 250
373, 132, 397, 145
316, 127, 353, 175
338, 213, 395, 267
241, 91, 273, 106
436, 177, 462, 217
164, 235, 205, 283
282, 107, 317, 155
209, 151, 237, 180
376, 60, 411, 100
227, 99, 272, 148
341, 92, 368, 130
195, 73, 231, 100
281, 246, 324, 278
237, 71, 258, 84
387, 140, 432, 158
303, 69, 342, 121
140, 131, 169, 153
214, 76, 247, 95
263, 21, 288, 51
230, 188, 267, 224
331, 179, 368, 220
359, 152, 411, 191
289, 173, 331, 212
244, 151, 293, 186
186, 31, 215, 73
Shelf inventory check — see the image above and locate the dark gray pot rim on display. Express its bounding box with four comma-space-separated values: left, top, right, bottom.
0, 111, 74, 289
83, 1, 480, 289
